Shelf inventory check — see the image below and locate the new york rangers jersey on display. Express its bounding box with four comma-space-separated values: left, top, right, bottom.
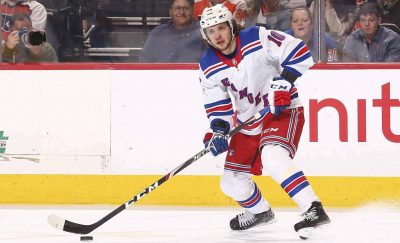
199, 26, 314, 135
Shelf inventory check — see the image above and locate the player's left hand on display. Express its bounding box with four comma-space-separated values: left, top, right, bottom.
203, 119, 230, 156
268, 77, 293, 116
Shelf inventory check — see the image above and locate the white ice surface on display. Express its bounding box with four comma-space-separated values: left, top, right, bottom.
0, 205, 399, 243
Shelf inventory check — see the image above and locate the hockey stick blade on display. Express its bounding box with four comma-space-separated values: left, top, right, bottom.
48, 214, 93, 235
47, 214, 98, 235
47, 214, 93, 235
47, 214, 65, 230
47, 107, 270, 235
48, 203, 127, 234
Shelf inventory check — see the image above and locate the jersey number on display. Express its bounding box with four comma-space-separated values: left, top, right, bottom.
267, 31, 285, 47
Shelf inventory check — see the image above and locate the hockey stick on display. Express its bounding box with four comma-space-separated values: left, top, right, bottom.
47, 107, 270, 235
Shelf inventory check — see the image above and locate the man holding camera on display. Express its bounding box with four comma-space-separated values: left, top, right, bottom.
2, 13, 57, 62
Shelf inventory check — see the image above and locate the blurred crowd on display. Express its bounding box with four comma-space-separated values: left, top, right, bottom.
1, 0, 399, 63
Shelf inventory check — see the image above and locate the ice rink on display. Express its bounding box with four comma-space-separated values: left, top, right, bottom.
1, 204, 400, 243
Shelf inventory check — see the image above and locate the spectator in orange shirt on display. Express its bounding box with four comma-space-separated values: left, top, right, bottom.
247, 0, 310, 31
194, 0, 249, 26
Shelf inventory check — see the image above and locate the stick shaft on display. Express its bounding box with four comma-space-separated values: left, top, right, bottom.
54, 108, 269, 234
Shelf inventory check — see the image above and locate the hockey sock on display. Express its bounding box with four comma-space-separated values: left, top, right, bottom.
220, 170, 270, 214
262, 145, 318, 212
281, 171, 319, 213
236, 182, 271, 214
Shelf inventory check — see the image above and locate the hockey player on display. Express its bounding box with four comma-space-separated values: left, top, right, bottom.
199, 4, 330, 239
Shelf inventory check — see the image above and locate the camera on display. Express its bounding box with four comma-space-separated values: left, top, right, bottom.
18, 28, 47, 46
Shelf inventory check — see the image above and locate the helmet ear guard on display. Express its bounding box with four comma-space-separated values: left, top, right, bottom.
200, 4, 234, 44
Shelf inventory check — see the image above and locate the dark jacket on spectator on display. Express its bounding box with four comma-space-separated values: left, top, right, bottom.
140, 20, 207, 63
343, 26, 400, 62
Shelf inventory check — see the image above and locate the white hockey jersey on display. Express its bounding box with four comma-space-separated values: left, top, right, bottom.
199, 26, 314, 135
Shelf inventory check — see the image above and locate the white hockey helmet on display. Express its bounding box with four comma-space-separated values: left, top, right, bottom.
200, 4, 234, 43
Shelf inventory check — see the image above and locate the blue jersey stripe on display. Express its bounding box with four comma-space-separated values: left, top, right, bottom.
243, 45, 263, 58
282, 42, 305, 66
205, 65, 230, 79
207, 110, 234, 118
290, 93, 299, 99
204, 98, 232, 109
286, 52, 312, 65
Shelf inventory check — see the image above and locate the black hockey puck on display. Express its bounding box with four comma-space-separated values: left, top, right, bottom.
80, 235, 93, 241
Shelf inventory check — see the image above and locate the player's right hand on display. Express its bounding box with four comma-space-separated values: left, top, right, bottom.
203, 119, 230, 156
267, 77, 293, 116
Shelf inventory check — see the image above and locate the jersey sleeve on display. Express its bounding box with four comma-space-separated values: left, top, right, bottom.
259, 27, 314, 80
24, 2, 47, 30
232, 0, 248, 26
198, 68, 234, 131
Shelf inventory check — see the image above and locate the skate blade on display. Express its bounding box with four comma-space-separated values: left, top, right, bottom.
298, 227, 313, 240
297, 223, 331, 240
232, 218, 277, 232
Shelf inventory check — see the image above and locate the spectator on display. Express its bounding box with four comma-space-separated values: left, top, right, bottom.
322, 0, 400, 47
193, 0, 249, 26
343, 2, 400, 62
140, 0, 207, 63
247, 0, 312, 31
1, 0, 47, 42
2, 13, 58, 62
322, 0, 361, 49
286, 7, 338, 62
